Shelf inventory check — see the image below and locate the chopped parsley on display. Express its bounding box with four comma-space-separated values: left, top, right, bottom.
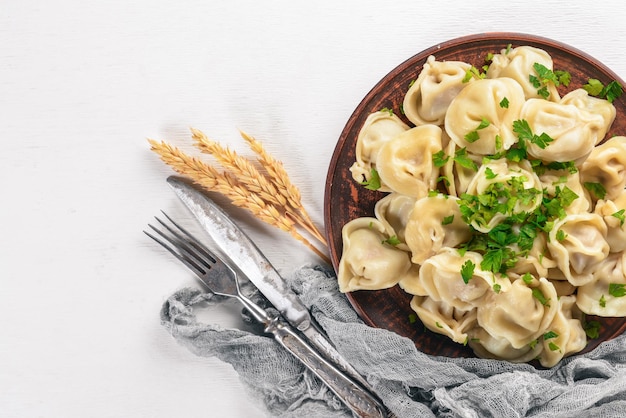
464, 118, 491, 143
609, 283, 626, 298
600, 294, 607, 308
454, 147, 478, 171
584, 320, 601, 339
529, 63, 571, 99
532, 288, 550, 306
543, 331, 559, 340
548, 342, 561, 352
612, 209, 626, 226
380, 107, 394, 116
584, 79, 624, 103
513, 119, 554, 149
499, 97, 509, 108
463, 65, 486, 83
432, 150, 450, 168
584, 182, 607, 200
382, 235, 401, 246
360, 168, 381, 190
442, 215, 455, 225
460, 259, 475, 284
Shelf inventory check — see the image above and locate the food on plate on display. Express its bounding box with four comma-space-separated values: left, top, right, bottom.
339, 44, 625, 367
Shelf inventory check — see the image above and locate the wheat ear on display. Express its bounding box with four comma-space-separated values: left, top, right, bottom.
239, 130, 327, 246
148, 139, 330, 263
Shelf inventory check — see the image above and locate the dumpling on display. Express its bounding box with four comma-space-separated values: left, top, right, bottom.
520, 99, 607, 162
577, 252, 626, 316
337, 217, 411, 292
403, 55, 472, 126
418, 248, 510, 311
560, 88, 616, 143
404, 194, 472, 265
376, 124, 443, 198
350, 110, 409, 190
547, 213, 610, 286
410, 296, 478, 344
538, 295, 586, 368
477, 276, 559, 349
468, 327, 544, 363
486, 45, 560, 100
464, 158, 543, 232
594, 194, 626, 253
580, 136, 626, 201
374, 193, 417, 251
445, 77, 525, 155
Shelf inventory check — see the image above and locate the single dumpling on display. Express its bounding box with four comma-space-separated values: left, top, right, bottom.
538, 295, 586, 368
410, 296, 478, 344
580, 136, 626, 201
404, 194, 472, 265
577, 252, 626, 317
547, 213, 610, 286
376, 124, 443, 198
418, 248, 510, 311
486, 45, 560, 100
350, 110, 409, 190
374, 193, 417, 252
476, 276, 559, 349
403, 55, 473, 126
560, 88, 616, 143
520, 99, 607, 163
444, 77, 525, 155
337, 217, 411, 292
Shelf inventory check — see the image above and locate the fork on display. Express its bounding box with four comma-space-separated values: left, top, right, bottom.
145, 212, 389, 418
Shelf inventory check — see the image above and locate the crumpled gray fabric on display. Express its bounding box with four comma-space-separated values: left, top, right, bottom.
160, 265, 626, 418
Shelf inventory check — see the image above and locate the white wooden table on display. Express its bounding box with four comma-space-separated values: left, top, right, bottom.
2, 1, 625, 416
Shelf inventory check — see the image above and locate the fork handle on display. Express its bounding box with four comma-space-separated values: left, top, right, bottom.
265, 317, 387, 418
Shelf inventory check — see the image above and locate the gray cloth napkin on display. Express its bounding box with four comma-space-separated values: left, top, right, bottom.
160, 265, 626, 418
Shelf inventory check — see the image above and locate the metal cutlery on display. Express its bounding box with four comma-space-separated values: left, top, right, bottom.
145, 212, 388, 418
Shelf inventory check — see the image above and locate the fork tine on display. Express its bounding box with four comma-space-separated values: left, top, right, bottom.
144, 224, 206, 276
157, 211, 218, 266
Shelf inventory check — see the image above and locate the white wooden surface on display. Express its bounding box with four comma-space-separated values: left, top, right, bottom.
2, 1, 625, 416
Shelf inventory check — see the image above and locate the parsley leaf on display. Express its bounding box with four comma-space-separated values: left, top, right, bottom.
584, 182, 607, 200
609, 283, 626, 298
360, 168, 381, 190
584, 79, 624, 103
442, 215, 455, 225
382, 235, 401, 246
454, 147, 478, 171
583, 78, 604, 96
532, 288, 550, 306
548, 342, 561, 352
612, 209, 626, 226
584, 320, 601, 339
600, 294, 607, 308
499, 97, 509, 108
543, 331, 559, 340
460, 260, 475, 284
432, 150, 450, 168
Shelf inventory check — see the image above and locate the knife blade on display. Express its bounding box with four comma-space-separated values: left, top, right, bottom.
166, 176, 384, 404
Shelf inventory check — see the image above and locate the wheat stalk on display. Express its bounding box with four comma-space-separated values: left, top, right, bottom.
148, 138, 330, 263
239, 130, 327, 246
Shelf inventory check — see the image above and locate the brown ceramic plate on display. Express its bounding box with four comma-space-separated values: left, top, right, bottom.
324, 33, 626, 360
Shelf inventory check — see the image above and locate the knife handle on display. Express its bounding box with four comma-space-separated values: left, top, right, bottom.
265, 317, 387, 418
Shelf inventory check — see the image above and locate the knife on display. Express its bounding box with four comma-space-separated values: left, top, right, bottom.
166, 176, 388, 416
